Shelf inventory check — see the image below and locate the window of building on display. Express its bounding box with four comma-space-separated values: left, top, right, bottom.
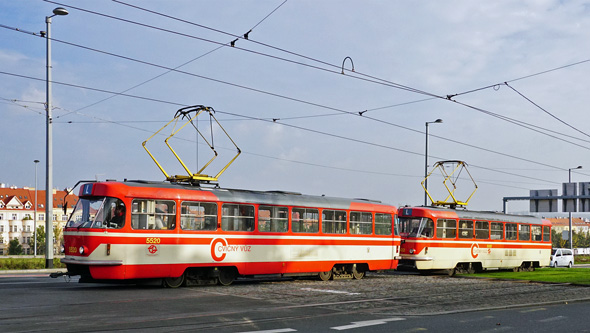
375, 213, 393, 235
459, 220, 474, 239
181, 201, 217, 231
292, 208, 319, 233
350, 211, 372, 235
436, 219, 457, 238
321, 210, 347, 234
258, 205, 288, 233
221, 204, 255, 232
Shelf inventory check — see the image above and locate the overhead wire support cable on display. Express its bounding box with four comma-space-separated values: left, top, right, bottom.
504, 82, 590, 139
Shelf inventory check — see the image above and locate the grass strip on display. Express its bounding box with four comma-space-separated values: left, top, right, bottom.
465, 267, 590, 285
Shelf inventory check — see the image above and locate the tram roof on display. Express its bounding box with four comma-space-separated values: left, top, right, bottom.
401, 206, 546, 224
91, 180, 394, 211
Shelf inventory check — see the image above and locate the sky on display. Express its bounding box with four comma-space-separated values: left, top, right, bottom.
2, 0, 590, 214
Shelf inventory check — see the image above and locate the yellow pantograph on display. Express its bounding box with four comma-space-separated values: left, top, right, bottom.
143, 105, 241, 184
421, 160, 478, 208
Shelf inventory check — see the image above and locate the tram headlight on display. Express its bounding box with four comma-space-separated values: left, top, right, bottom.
409, 249, 415, 254
79, 246, 88, 255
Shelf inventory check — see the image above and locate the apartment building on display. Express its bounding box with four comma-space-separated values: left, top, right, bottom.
0, 185, 78, 255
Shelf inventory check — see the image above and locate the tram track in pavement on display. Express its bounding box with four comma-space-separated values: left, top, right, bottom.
190, 272, 590, 317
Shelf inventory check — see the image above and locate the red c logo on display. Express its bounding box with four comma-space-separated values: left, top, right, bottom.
211, 238, 228, 262
471, 243, 479, 259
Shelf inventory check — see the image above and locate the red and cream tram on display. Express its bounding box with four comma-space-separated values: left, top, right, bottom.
62, 180, 400, 287
398, 206, 551, 275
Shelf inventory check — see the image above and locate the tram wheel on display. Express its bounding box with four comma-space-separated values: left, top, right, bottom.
217, 268, 237, 286
352, 266, 365, 280
164, 275, 185, 288
318, 270, 332, 281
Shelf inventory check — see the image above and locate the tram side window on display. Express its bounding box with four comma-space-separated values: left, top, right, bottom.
350, 211, 372, 235
375, 213, 393, 235
505, 223, 517, 240
531, 225, 542, 241
259, 206, 288, 232
459, 220, 474, 239
322, 210, 347, 234
490, 222, 503, 240
475, 221, 489, 239
519, 224, 531, 241
543, 226, 551, 242
436, 219, 456, 239
222, 204, 255, 232
131, 199, 176, 230
292, 208, 319, 233
181, 202, 217, 231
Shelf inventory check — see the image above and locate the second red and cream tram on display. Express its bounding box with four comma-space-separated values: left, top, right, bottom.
62, 180, 400, 287
398, 206, 551, 275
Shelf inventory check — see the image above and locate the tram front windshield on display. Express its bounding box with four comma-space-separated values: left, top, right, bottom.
66, 197, 125, 229
399, 217, 434, 238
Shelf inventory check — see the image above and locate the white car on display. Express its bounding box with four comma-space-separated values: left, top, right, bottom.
550, 248, 574, 268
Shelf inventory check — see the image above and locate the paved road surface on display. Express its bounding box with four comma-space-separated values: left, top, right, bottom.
1, 270, 589, 332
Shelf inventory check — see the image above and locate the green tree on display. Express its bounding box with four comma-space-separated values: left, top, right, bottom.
8, 239, 23, 255
36, 226, 45, 255
551, 229, 567, 248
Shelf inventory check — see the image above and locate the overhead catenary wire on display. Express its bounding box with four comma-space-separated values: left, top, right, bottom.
43, 0, 442, 99
3, 20, 588, 153
3, 7, 588, 152
59, 0, 288, 119
4, 6, 590, 188
0, 69, 565, 186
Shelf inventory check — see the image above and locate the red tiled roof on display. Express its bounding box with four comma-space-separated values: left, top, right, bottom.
0, 187, 78, 209
547, 217, 589, 227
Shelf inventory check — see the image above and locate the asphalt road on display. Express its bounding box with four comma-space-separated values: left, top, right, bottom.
1, 270, 590, 332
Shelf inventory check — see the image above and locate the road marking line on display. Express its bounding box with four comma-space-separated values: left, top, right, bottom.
300, 288, 361, 295
520, 308, 546, 313
240, 329, 296, 333
331, 317, 406, 330
539, 315, 566, 323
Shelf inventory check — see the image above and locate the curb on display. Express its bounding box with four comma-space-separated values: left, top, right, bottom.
0, 268, 67, 275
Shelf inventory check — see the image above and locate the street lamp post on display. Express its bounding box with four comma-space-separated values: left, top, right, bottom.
44, 7, 68, 268
568, 165, 582, 251
34, 159, 39, 257
424, 119, 443, 206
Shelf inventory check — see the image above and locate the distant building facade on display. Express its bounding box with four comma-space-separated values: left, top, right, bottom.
547, 217, 590, 235
0, 185, 78, 255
